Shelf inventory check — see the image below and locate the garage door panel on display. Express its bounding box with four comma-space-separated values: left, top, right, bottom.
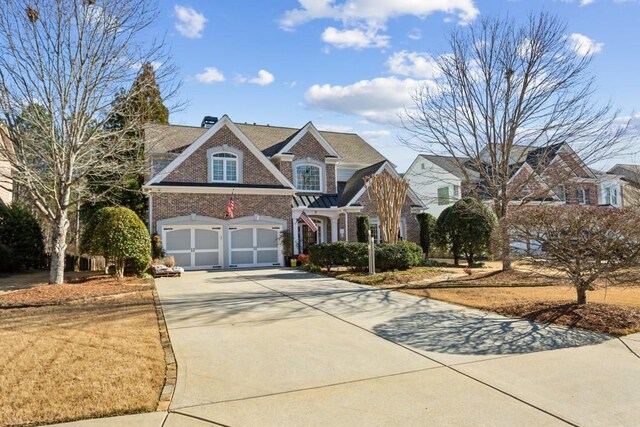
166, 229, 191, 251
257, 250, 278, 264
256, 228, 278, 247
171, 253, 192, 267
231, 228, 253, 249
231, 250, 254, 265
195, 229, 219, 250
195, 252, 219, 267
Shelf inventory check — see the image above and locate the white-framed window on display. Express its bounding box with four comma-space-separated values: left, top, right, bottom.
437, 187, 449, 205
453, 185, 460, 197
555, 184, 566, 202
370, 223, 381, 244
211, 152, 238, 182
576, 188, 590, 205
605, 187, 619, 206
295, 164, 321, 192
369, 218, 406, 244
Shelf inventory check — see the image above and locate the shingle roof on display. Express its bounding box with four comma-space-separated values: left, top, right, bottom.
145, 122, 387, 166
337, 161, 386, 207
419, 155, 478, 180
609, 164, 640, 185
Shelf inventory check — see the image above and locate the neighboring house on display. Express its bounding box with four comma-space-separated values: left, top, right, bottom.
0, 124, 13, 206
142, 115, 424, 270
605, 164, 640, 207
406, 143, 608, 216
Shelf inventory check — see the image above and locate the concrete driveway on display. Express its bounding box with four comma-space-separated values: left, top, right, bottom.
152, 268, 640, 427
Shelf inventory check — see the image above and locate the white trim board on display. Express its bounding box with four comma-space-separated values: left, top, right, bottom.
143, 185, 296, 195
145, 115, 295, 189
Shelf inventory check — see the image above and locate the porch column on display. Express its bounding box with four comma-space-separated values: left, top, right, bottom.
292, 212, 300, 255
331, 216, 338, 242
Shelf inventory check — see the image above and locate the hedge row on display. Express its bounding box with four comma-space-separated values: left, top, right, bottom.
308, 241, 422, 272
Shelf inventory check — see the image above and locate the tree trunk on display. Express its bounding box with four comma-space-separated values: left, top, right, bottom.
577, 287, 587, 305
49, 210, 69, 284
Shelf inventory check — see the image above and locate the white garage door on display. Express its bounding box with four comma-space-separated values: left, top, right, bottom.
163, 226, 223, 270
229, 225, 282, 268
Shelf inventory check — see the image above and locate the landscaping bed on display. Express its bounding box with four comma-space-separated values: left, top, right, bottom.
496, 301, 640, 336
325, 267, 445, 287
0, 274, 153, 308
0, 274, 165, 426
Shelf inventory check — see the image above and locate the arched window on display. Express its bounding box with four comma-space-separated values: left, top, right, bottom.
211, 152, 238, 182
295, 164, 321, 192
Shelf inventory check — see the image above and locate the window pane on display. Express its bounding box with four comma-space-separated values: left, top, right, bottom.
437, 187, 449, 205
212, 159, 224, 181
296, 165, 320, 191
226, 159, 237, 181
212, 152, 236, 158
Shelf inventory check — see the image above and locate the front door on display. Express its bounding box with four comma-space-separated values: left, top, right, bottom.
297, 218, 323, 254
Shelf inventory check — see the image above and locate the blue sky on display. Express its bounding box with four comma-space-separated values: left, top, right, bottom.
153, 0, 640, 171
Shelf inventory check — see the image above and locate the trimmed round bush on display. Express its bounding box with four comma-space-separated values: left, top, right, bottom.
375, 241, 422, 271
90, 207, 151, 277
0, 204, 44, 272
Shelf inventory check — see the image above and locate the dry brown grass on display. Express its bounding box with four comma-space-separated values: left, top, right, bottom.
407, 285, 640, 310
0, 289, 165, 426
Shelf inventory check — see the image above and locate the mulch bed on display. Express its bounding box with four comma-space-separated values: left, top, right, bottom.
0, 275, 153, 308
495, 301, 640, 335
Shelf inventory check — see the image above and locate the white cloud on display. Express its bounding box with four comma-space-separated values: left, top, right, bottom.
195, 67, 225, 84
236, 69, 275, 86
321, 27, 389, 49
174, 5, 207, 38
387, 51, 441, 79
568, 33, 604, 56
407, 28, 422, 41
317, 124, 354, 132
305, 76, 435, 124
280, 0, 480, 29
280, 0, 479, 50
361, 130, 391, 139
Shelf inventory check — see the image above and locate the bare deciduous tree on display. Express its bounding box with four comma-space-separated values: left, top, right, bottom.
366, 173, 409, 244
402, 13, 629, 270
503, 205, 640, 305
0, 0, 178, 284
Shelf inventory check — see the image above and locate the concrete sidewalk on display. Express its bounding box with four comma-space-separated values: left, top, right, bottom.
55, 268, 640, 426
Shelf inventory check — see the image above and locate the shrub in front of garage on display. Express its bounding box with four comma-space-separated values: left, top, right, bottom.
308, 241, 422, 272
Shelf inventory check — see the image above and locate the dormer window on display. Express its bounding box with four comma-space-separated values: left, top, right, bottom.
295, 164, 321, 192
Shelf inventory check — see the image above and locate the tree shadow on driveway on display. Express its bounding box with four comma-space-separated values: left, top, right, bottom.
372, 309, 612, 356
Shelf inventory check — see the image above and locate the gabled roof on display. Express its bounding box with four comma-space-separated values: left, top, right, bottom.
145, 115, 294, 189
338, 161, 424, 208
609, 164, 640, 185
338, 161, 386, 207
275, 122, 340, 158
145, 121, 387, 166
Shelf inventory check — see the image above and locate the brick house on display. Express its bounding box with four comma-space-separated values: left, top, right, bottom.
405, 143, 611, 215
142, 115, 423, 270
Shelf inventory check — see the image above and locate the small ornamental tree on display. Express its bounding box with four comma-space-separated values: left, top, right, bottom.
151, 233, 166, 261
356, 216, 370, 243
366, 172, 409, 244
0, 204, 44, 271
435, 206, 462, 265
416, 213, 436, 258
452, 197, 496, 266
92, 207, 151, 277
503, 206, 640, 304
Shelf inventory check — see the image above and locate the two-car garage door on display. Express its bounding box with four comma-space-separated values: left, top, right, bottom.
163, 224, 282, 270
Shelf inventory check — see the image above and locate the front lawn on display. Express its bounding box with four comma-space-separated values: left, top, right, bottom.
0, 274, 165, 426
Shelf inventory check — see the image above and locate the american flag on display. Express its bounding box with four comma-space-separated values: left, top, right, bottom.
224, 195, 235, 219
298, 211, 317, 232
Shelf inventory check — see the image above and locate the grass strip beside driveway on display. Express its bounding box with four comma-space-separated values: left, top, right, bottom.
0, 282, 165, 426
